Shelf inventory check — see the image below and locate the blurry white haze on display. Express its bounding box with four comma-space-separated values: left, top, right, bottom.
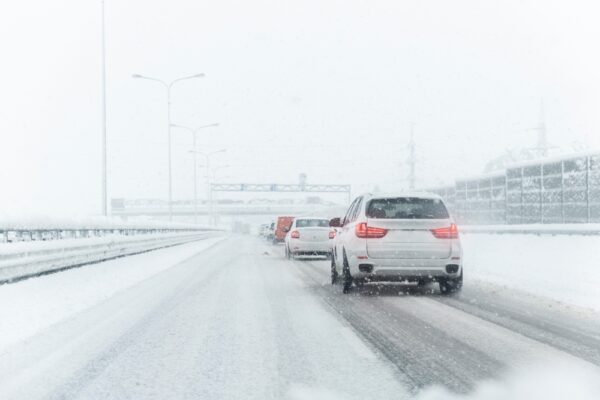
1, 0, 600, 215
3, 2, 600, 400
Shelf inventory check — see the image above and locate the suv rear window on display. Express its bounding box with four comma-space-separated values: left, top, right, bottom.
295, 219, 330, 228
366, 198, 449, 219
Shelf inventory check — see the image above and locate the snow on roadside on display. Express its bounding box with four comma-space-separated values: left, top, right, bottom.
461, 233, 600, 311
0, 236, 225, 353
461, 223, 600, 234
415, 361, 600, 400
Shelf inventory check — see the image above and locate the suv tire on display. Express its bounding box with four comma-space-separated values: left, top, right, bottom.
342, 252, 353, 294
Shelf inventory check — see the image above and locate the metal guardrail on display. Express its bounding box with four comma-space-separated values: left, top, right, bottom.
0, 227, 216, 243
0, 230, 222, 284
210, 183, 351, 193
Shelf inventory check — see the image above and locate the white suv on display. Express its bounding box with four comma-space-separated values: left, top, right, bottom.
330, 193, 463, 294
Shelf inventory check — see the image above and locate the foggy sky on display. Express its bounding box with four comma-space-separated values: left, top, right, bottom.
1, 0, 599, 216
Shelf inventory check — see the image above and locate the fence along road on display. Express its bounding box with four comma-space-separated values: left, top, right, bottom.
0, 224, 223, 284
427, 151, 600, 225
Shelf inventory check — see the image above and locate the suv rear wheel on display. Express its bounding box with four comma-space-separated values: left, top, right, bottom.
342, 252, 353, 294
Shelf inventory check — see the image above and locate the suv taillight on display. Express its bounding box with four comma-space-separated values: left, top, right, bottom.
355, 222, 388, 238
431, 224, 458, 239
328, 230, 336, 239
291, 230, 300, 239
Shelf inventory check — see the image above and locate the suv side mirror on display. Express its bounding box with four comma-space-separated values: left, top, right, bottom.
329, 217, 341, 228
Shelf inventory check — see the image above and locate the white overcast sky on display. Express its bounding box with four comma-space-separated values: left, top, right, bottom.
1, 0, 599, 215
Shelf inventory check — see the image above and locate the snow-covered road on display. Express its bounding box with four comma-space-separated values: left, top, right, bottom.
1, 235, 600, 399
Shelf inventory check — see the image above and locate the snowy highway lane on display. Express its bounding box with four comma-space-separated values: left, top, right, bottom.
2, 235, 600, 399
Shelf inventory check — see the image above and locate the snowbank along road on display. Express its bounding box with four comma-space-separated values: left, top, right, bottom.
1, 235, 600, 400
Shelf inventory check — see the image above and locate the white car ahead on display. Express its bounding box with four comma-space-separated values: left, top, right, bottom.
284, 217, 335, 259
330, 193, 463, 294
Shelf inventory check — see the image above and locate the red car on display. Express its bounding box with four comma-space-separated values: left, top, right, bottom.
273, 216, 294, 244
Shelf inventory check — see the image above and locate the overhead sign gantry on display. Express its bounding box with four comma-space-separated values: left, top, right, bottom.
210, 183, 351, 195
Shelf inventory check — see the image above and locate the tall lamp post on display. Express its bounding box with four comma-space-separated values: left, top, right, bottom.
100, 0, 108, 216
171, 123, 220, 223
132, 73, 204, 220
190, 149, 227, 225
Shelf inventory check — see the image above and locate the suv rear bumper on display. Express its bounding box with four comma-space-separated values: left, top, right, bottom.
348, 256, 462, 280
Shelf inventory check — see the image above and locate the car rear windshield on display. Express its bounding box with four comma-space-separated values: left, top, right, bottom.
295, 219, 330, 228
366, 198, 449, 219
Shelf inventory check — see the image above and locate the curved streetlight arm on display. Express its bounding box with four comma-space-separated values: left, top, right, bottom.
171, 122, 219, 134
169, 73, 205, 88
131, 74, 168, 88
190, 149, 227, 159
132, 73, 204, 89
194, 123, 219, 131
170, 124, 195, 134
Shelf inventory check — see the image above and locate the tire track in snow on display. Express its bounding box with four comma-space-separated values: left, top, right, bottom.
433, 286, 600, 366
280, 243, 600, 393
283, 252, 503, 394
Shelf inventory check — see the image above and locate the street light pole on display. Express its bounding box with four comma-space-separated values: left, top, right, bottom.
171, 123, 219, 223
190, 149, 226, 225
192, 132, 197, 223
167, 85, 172, 220
207, 155, 212, 225
101, 0, 107, 216
132, 73, 204, 221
